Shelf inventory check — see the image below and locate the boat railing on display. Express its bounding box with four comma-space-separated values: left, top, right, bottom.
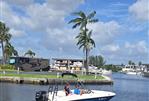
77, 80, 94, 94
48, 84, 58, 101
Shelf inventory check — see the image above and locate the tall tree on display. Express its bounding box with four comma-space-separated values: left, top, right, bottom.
4, 42, 18, 60
89, 55, 106, 67
128, 60, 132, 65
69, 11, 98, 74
0, 21, 11, 64
76, 30, 95, 73
138, 61, 142, 66
24, 49, 35, 58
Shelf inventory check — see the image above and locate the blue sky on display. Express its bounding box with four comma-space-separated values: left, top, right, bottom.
0, 0, 148, 64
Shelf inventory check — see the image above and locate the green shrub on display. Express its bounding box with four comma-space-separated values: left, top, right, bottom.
0, 64, 15, 70
98, 65, 122, 72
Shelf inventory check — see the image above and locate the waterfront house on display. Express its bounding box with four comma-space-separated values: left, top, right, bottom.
51, 58, 84, 71
9, 56, 50, 71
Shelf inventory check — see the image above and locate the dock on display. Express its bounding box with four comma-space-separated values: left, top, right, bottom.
0, 76, 113, 85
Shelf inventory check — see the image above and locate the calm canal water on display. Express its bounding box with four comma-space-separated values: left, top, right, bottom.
0, 73, 149, 101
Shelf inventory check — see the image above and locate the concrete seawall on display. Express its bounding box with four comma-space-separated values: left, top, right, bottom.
0, 76, 113, 85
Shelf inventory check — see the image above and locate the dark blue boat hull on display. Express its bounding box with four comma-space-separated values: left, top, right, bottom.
72, 96, 114, 101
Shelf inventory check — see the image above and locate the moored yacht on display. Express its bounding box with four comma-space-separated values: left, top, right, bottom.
143, 71, 149, 77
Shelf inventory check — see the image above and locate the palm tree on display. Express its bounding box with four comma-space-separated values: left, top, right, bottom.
0, 21, 11, 64
89, 55, 106, 67
4, 42, 18, 60
69, 11, 98, 30
69, 11, 98, 74
76, 30, 95, 73
128, 60, 132, 65
138, 61, 142, 66
24, 49, 35, 58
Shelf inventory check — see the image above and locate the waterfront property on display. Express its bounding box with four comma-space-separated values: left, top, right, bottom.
121, 64, 143, 75
9, 56, 50, 71
142, 64, 149, 77
52, 58, 84, 71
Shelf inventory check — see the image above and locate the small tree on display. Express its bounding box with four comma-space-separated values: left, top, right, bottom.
138, 61, 142, 66
4, 42, 18, 60
24, 49, 35, 58
89, 55, 106, 67
0, 21, 12, 64
128, 60, 132, 65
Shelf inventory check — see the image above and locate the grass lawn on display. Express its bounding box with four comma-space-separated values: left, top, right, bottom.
0, 69, 20, 72
0, 73, 105, 80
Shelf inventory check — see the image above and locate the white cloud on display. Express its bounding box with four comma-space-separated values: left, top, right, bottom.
42, 28, 78, 54
100, 40, 149, 64
88, 20, 121, 45
24, 3, 65, 31
125, 41, 148, 55
0, 1, 22, 28
5, 0, 34, 7
0, 0, 84, 57
9, 28, 25, 37
101, 44, 120, 53
129, 0, 149, 21
22, 0, 84, 31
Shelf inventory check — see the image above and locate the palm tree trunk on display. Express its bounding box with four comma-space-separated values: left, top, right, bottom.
84, 25, 89, 75
1, 42, 5, 64
85, 48, 89, 75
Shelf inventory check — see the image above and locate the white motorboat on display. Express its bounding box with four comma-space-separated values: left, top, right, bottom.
102, 70, 112, 75
126, 71, 142, 75
48, 90, 115, 101
126, 71, 137, 75
35, 73, 116, 101
143, 71, 149, 77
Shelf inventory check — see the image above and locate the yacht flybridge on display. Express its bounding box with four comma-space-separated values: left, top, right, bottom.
35, 73, 116, 101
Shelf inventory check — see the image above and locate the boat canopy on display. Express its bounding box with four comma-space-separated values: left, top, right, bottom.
61, 72, 78, 78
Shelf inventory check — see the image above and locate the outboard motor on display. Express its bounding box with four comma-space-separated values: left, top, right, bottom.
35, 91, 48, 101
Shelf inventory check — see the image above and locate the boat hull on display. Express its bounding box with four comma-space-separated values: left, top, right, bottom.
71, 96, 114, 101
143, 72, 149, 77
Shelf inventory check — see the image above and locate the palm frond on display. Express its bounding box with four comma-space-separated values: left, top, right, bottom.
68, 18, 82, 24
77, 38, 84, 45
80, 20, 87, 29
87, 11, 96, 19
72, 11, 86, 19
88, 30, 92, 37
72, 23, 81, 29
90, 39, 95, 47
88, 19, 98, 23
78, 43, 85, 49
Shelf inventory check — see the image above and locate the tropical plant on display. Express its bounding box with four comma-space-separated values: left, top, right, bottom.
138, 61, 142, 66
102, 64, 122, 72
131, 62, 135, 65
0, 21, 12, 64
69, 11, 98, 74
128, 60, 132, 65
89, 55, 106, 67
24, 49, 35, 58
0, 64, 15, 70
4, 42, 18, 60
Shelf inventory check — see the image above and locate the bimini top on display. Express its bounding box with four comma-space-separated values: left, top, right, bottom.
61, 72, 78, 78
